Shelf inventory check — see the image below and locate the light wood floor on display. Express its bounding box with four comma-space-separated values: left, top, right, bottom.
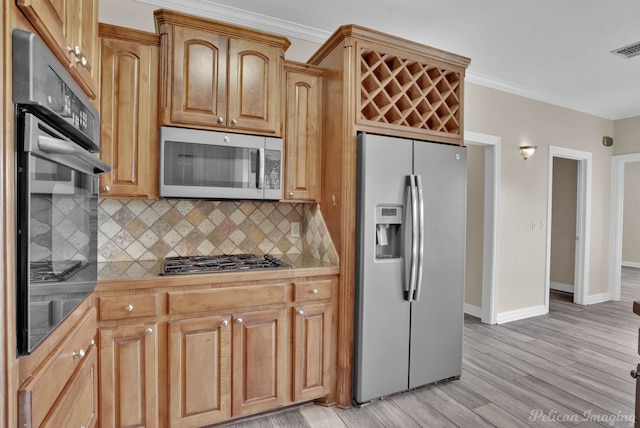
227, 268, 640, 428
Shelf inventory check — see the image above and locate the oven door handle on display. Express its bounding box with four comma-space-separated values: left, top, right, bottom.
37, 135, 111, 174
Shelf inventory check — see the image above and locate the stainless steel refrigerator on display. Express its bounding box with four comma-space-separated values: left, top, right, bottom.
353, 132, 467, 405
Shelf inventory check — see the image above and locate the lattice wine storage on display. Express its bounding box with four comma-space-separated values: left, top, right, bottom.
359, 48, 463, 136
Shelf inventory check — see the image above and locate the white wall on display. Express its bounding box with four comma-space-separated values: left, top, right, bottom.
465, 83, 613, 314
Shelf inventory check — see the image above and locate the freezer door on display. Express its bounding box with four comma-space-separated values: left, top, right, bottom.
409, 141, 466, 388
354, 133, 413, 404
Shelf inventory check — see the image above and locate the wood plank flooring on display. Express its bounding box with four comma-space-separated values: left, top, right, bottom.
226, 268, 640, 427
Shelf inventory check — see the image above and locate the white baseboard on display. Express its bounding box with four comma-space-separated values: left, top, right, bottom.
622, 260, 640, 269
464, 303, 482, 318
496, 304, 546, 324
586, 292, 610, 305
550, 281, 574, 293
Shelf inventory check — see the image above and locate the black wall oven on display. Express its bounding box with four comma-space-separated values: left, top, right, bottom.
13, 29, 110, 355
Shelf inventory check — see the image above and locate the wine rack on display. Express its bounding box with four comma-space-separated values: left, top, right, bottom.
359, 48, 463, 135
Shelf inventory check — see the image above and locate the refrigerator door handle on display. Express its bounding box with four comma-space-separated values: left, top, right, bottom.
404, 175, 419, 302
413, 174, 425, 301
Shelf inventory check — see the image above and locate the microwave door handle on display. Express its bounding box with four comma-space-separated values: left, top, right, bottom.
37, 135, 112, 174
257, 148, 265, 189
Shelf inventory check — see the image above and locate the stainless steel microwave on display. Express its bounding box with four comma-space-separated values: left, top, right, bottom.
159, 127, 283, 200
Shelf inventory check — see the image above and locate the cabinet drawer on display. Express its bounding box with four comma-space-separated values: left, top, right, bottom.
99, 294, 158, 321
293, 279, 333, 303
18, 307, 97, 428
168, 284, 286, 315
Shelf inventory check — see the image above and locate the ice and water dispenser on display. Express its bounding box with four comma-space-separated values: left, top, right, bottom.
375, 205, 403, 260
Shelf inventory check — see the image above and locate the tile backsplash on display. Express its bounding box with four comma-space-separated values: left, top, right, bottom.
98, 199, 338, 264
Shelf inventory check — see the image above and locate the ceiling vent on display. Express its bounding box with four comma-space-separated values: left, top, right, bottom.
611, 41, 640, 59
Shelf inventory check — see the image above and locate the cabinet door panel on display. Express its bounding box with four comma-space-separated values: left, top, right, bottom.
227, 39, 280, 134
169, 316, 231, 427
232, 309, 286, 416
99, 33, 158, 198
171, 26, 227, 126
99, 323, 158, 428
70, 0, 98, 97
294, 303, 332, 401
41, 346, 98, 428
17, 0, 69, 67
284, 65, 322, 201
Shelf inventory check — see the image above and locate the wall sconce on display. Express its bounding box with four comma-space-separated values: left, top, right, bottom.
519, 145, 537, 160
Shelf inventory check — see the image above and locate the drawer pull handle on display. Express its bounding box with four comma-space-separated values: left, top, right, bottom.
312, 289, 319, 295
222, 320, 229, 327
297, 310, 304, 316
125, 304, 134, 312
145, 328, 153, 335
236, 318, 243, 324
72, 349, 86, 359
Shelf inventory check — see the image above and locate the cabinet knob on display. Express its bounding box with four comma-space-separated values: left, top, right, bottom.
125, 304, 134, 312
102, 185, 110, 193
231, 118, 238, 125
72, 349, 86, 359
217, 116, 224, 124
145, 328, 153, 335
312, 289, 319, 295
288, 192, 294, 197
236, 318, 243, 324
222, 320, 228, 327
75, 56, 88, 67
297, 310, 304, 315
631, 370, 639, 379
67, 45, 81, 56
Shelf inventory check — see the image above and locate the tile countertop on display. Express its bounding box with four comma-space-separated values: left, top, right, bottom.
97, 254, 340, 289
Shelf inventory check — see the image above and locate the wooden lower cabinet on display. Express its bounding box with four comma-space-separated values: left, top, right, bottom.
231, 308, 287, 416
99, 323, 159, 428
293, 303, 332, 401
41, 346, 99, 428
168, 315, 232, 427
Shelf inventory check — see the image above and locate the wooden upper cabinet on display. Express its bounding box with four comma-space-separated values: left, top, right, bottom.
227, 38, 281, 133
283, 61, 323, 202
98, 24, 160, 199
155, 9, 290, 136
17, 0, 99, 98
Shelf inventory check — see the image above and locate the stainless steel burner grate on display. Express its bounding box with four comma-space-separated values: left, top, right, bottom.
161, 254, 290, 275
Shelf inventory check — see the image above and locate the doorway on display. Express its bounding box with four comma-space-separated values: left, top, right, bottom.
609, 153, 640, 301
464, 131, 500, 324
545, 146, 592, 308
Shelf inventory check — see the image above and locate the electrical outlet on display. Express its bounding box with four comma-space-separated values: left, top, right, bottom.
290, 222, 301, 238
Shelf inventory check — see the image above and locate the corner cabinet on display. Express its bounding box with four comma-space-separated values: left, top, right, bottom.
283, 62, 323, 202
17, 0, 99, 98
98, 24, 160, 199
155, 9, 290, 136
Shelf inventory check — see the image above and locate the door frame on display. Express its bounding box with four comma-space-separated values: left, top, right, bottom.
608, 152, 640, 301
464, 131, 500, 325
545, 146, 592, 307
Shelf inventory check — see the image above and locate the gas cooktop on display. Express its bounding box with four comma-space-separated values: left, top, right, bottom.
161, 254, 290, 275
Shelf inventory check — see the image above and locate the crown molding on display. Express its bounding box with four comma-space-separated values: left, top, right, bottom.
135, 0, 330, 42
137, 0, 636, 121
465, 71, 617, 120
